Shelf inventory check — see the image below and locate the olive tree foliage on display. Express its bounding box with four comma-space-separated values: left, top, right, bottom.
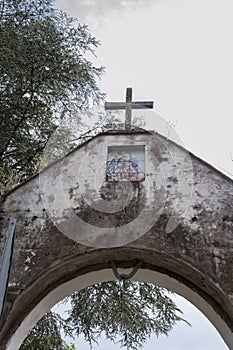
0, 0, 104, 187
21, 281, 186, 350
20, 311, 77, 350
66, 281, 186, 349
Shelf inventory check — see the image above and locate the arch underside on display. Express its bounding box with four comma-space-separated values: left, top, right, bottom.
2, 247, 233, 350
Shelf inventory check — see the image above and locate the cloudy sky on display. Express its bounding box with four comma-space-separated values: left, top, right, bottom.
53, 292, 227, 349
54, 0, 232, 349
56, 0, 233, 177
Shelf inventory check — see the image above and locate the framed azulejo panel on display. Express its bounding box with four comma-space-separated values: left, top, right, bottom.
106, 145, 145, 182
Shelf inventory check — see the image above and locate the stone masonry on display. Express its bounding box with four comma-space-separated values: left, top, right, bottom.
0, 130, 232, 349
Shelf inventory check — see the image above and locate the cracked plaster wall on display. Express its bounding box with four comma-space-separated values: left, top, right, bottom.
0, 131, 232, 349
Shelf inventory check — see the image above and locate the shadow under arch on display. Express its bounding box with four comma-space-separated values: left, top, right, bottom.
4, 247, 233, 350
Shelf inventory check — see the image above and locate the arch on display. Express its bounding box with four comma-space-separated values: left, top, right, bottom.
4, 248, 233, 350
1, 131, 232, 350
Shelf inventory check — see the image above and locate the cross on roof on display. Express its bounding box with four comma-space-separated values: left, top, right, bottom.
104, 87, 154, 130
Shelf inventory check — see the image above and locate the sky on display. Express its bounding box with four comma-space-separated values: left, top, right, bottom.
53, 293, 227, 350
56, 0, 233, 177
53, 0, 232, 349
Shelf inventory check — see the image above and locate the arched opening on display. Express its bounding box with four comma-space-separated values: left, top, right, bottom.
5, 249, 233, 350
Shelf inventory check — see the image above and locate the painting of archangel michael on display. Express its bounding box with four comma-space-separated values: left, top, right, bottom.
107, 146, 145, 182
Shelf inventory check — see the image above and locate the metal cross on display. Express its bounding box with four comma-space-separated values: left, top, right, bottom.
105, 87, 154, 130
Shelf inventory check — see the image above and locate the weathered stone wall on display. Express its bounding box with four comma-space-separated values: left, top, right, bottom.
0, 131, 232, 349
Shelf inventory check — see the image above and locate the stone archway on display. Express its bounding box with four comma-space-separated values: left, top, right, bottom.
4, 248, 233, 350
0, 131, 232, 349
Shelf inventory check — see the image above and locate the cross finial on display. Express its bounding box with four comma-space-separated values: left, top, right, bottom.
105, 88, 154, 130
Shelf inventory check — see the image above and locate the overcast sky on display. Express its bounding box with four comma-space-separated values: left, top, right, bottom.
54, 0, 232, 348
56, 0, 233, 177
53, 292, 227, 349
